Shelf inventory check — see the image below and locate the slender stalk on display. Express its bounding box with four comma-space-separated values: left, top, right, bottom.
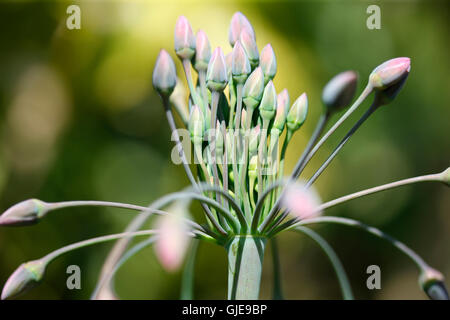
221, 121, 229, 210
182, 59, 202, 107
270, 238, 283, 299
239, 108, 255, 219
181, 239, 199, 300
210, 92, 221, 203
294, 226, 353, 300
227, 236, 266, 300
257, 120, 269, 197
306, 101, 379, 187
198, 70, 209, 114
287, 217, 430, 271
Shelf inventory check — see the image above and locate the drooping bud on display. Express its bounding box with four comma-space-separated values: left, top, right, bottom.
188, 105, 204, 145
272, 89, 289, 133
439, 167, 450, 187
369, 57, 411, 90
249, 124, 261, 155
232, 40, 251, 84
260, 44, 276, 84
229, 12, 255, 47
1, 260, 46, 300
242, 67, 264, 110
0, 199, 48, 226
322, 71, 358, 113
282, 182, 322, 220
239, 29, 259, 68
206, 47, 228, 92
153, 50, 177, 97
174, 16, 196, 60
194, 30, 211, 72
259, 81, 277, 121
419, 267, 449, 300
154, 204, 190, 272
286, 93, 308, 132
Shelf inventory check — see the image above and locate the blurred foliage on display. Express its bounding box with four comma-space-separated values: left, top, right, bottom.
0, 0, 448, 300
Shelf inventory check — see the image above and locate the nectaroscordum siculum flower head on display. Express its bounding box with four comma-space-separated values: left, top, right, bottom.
1, 260, 46, 300
242, 66, 264, 110
260, 44, 277, 84
206, 47, 228, 92
239, 28, 259, 68
228, 11, 255, 47
194, 30, 211, 72
259, 80, 277, 121
231, 40, 251, 84
286, 93, 308, 132
0, 199, 48, 226
272, 89, 290, 133
174, 16, 196, 60
152, 50, 177, 98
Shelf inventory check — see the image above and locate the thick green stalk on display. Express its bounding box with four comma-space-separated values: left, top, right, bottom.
181, 239, 199, 300
227, 236, 266, 300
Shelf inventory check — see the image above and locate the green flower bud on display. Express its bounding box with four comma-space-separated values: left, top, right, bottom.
260, 44, 276, 84
206, 47, 228, 92
419, 267, 449, 300
232, 40, 251, 84
229, 12, 255, 47
194, 30, 211, 72
242, 67, 264, 110
322, 71, 358, 113
0, 199, 48, 226
188, 105, 204, 145
272, 89, 289, 133
1, 260, 46, 300
239, 29, 259, 68
259, 81, 277, 121
287, 93, 308, 132
174, 16, 196, 60
152, 50, 177, 97
248, 155, 258, 180
369, 57, 410, 90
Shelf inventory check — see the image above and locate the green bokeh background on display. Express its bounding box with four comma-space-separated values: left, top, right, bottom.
0, 0, 448, 299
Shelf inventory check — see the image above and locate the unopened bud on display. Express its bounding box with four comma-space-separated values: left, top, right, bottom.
248, 155, 258, 180
242, 67, 264, 110
260, 44, 276, 84
273, 89, 289, 133
229, 12, 255, 47
0, 199, 47, 226
287, 93, 308, 132
419, 267, 449, 300
322, 71, 358, 113
259, 81, 277, 121
1, 260, 46, 300
174, 16, 196, 60
232, 40, 251, 84
153, 50, 177, 97
194, 30, 211, 72
283, 182, 322, 220
239, 29, 259, 68
188, 105, 204, 145
206, 47, 228, 92
249, 125, 260, 155
369, 57, 411, 90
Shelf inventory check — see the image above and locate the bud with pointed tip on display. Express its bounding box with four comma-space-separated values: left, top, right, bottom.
249, 125, 261, 155
239, 29, 259, 68
260, 44, 277, 84
153, 50, 177, 98
232, 40, 251, 84
0, 199, 48, 226
229, 12, 255, 47
226, 53, 233, 78
272, 89, 289, 133
248, 155, 258, 180
194, 30, 211, 72
259, 81, 277, 121
369, 57, 411, 90
174, 16, 196, 60
206, 47, 228, 92
242, 67, 264, 110
287, 93, 308, 132
188, 105, 204, 145
1, 259, 46, 300
419, 267, 449, 300
283, 182, 322, 220
322, 71, 358, 113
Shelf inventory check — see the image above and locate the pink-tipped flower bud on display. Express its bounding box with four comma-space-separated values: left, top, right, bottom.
272, 89, 290, 133
322, 71, 358, 113
174, 16, 196, 60
194, 30, 211, 72
369, 57, 411, 89
1, 260, 46, 300
259, 80, 277, 121
153, 50, 177, 97
206, 47, 228, 92
232, 40, 251, 84
239, 29, 259, 68
419, 267, 449, 300
282, 182, 322, 220
229, 12, 255, 47
260, 44, 277, 84
0, 199, 48, 226
287, 93, 308, 132
242, 67, 264, 110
